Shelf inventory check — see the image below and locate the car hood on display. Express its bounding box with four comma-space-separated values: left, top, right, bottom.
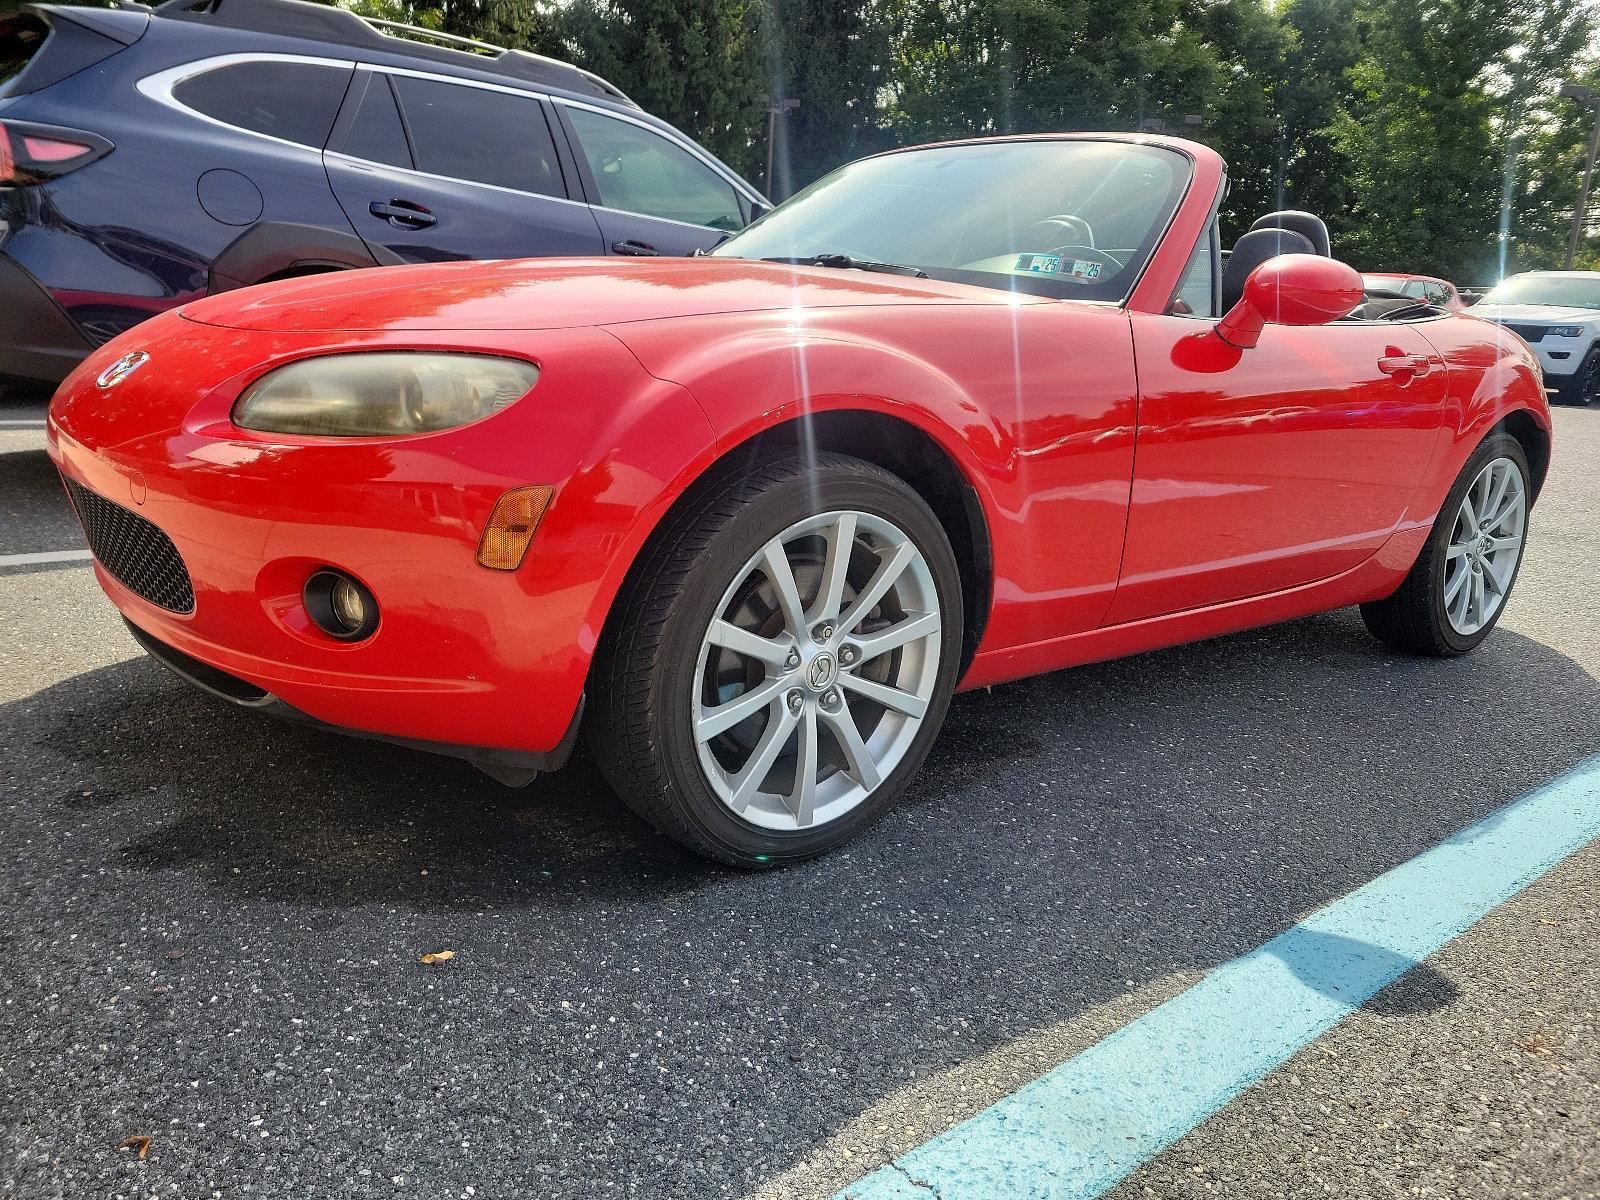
1470, 303, 1600, 325
178, 257, 1041, 333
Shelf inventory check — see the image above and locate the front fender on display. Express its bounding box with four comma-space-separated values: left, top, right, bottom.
608, 310, 1012, 508
1414, 321, 1552, 522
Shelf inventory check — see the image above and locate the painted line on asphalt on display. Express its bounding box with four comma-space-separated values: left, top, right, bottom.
837, 755, 1600, 1200
0, 419, 48, 428
0, 549, 93, 569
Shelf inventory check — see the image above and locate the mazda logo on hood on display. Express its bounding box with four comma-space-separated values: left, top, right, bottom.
96, 351, 150, 389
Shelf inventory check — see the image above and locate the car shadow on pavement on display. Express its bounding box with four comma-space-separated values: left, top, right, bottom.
5, 608, 1595, 1194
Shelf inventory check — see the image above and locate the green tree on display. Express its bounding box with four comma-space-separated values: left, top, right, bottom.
1190, 0, 1292, 237
1334, 0, 1516, 279
556, 0, 768, 174
1279, 0, 1359, 241
758, 0, 894, 196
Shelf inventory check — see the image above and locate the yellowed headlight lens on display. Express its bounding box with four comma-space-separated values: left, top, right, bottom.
477, 486, 554, 571
233, 352, 539, 437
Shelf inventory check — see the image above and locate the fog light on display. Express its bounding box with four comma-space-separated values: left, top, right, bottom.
304, 570, 379, 641
477, 485, 554, 571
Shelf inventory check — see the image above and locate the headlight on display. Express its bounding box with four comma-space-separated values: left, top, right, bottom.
233, 352, 540, 437
1550, 326, 1585, 337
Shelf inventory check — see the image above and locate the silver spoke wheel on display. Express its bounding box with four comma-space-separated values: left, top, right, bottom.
1443, 456, 1526, 636
691, 510, 942, 832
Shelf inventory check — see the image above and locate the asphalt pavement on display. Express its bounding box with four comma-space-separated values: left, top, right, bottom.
2, 388, 1596, 1200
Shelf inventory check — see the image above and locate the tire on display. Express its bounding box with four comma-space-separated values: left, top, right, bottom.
1360, 433, 1531, 656
586, 451, 964, 867
1569, 347, 1600, 407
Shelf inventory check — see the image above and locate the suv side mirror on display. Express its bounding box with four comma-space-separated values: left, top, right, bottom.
1216, 253, 1365, 349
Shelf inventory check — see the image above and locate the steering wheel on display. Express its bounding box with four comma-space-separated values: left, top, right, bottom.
1023, 215, 1096, 249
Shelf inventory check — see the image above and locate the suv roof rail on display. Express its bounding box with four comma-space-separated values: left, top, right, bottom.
152, 0, 635, 106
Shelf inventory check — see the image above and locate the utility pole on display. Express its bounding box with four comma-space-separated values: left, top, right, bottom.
763, 98, 799, 200
1560, 84, 1600, 270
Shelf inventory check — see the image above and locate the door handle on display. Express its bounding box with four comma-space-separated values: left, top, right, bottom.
611, 239, 658, 256
1377, 348, 1432, 382
369, 200, 437, 229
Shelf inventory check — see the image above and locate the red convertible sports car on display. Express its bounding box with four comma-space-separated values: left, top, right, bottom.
50, 135, 1550, 866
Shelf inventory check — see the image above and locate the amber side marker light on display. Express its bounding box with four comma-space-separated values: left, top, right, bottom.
478, 486, 554, 570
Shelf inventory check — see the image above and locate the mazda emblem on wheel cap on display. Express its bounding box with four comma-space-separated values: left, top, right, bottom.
96, 351, 149, 389
808, 652, 836, 690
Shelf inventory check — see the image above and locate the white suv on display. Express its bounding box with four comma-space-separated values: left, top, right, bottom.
1472, 271, 1600, 406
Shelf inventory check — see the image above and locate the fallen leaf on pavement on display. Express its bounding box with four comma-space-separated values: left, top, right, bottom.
117, 1135, 152, 1160
420, 950, 456, 965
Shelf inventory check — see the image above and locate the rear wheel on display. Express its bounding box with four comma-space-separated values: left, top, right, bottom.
1361, 434, 1530, 656
587, 452, 963, 867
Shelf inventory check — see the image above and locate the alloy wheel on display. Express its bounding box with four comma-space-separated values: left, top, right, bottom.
691, 510, 943, 832
1442, 456, 1526, 636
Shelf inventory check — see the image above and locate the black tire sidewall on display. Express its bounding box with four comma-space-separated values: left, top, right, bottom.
647, 463, 964, 865
1426, 434, 1531, 654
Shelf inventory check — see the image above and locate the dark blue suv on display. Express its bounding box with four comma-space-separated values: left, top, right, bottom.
0, 0, 769, 384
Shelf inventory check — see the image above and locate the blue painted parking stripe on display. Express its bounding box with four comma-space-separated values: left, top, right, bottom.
838, 756, 1600, 1200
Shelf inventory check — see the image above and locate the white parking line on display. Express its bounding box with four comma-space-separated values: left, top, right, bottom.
0, 419, 48, 428
0, 550, 92, 568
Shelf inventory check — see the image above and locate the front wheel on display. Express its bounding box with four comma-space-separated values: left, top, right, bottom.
1360, 433, 1531, 656
587, 452, 964, 867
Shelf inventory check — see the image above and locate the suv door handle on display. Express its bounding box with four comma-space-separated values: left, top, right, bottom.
370, 200, 436, 229
1377, 349, 1431, 382
611, 239, 658, 256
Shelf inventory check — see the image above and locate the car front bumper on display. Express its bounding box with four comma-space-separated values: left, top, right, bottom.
46, 311, 715, 766
124, 617, 582, 785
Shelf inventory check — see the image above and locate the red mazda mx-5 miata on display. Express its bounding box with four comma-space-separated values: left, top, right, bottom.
50, 135, 1550, 866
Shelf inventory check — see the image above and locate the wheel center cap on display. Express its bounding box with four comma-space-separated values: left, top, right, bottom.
805, 651, 838, 692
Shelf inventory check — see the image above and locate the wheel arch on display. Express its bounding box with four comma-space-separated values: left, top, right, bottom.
596, 408, 995, 679
1496, 408, 1550, 501
207, 222, 403, 294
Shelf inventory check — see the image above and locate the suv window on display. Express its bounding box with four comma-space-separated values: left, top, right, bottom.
390, 75, 563, 197
566, 106, 743, 231
341, 74, 413, 170
0, 13, 47, 92
173, 60, 352, 148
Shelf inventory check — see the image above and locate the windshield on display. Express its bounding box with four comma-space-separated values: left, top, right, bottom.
1479, 275, 1600, 310
711, 140, 1191, 303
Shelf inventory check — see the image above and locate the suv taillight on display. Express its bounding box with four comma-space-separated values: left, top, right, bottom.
0, 119, 111, 185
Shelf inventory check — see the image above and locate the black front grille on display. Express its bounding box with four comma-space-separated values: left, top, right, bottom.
1503, 323, 1547, 344
63, 478, 195, 614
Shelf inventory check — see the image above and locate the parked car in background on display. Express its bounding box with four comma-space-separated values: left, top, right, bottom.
1361, 272, 1467, 311
0, 0, 768, 385
51, 134, 1551, 865
1471, 271, 1600, 406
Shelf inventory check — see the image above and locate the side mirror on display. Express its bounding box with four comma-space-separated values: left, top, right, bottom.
1215, 253, 1365, 349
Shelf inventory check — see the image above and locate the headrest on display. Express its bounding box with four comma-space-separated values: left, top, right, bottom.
1222, 227, 1316, 311
1250, 210, 1331, 258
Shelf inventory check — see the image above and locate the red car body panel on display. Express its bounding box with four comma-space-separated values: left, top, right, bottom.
48, 135, 1552, 760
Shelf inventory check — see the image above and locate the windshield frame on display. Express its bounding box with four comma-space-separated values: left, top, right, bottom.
1479, 275, 1600, 311
711, 135, 1198, 307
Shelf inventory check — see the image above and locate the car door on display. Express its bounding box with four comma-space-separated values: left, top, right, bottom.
324, 69, 604, 264
554, 101, 751, 257
1108, 283, 1450, 625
